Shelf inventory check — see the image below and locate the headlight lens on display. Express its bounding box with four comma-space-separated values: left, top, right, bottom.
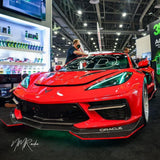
20, 76, 30, 89
87, 72, 132, 90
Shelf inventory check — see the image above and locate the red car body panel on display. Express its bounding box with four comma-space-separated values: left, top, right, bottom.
4, 53, 156, 140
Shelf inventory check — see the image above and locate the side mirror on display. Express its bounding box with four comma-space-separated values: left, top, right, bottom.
55, 65, 62, 71
138, 59, 149, 68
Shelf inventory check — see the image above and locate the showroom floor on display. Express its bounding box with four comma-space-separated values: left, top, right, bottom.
0, 89, 160, 160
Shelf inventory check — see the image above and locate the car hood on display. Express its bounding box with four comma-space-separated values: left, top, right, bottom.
34, 70, 119, 86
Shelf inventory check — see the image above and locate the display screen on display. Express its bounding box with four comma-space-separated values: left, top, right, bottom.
2, 0, 46, 20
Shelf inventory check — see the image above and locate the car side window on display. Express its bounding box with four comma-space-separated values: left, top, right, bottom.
130, 57, 138, 68
142, 71, 152, 85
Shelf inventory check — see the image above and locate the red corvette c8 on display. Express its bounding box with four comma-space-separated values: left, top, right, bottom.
10, 53, 156, 140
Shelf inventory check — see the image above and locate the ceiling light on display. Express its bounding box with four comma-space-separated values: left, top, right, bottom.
93, 42, 96, 45
89, 0, 100, 4
117, 32, 121, 36
56, 54, 59, 56
88, 32, 92, 35
68, 42, 71, 45
148, 12, 153, 15
91, 37, 94, 40
63, 50, 65, 53
155, 2, 160, 9
142, 33, 147, 36
132, 46, 134, 48
138, 28, 145, 32
96, 48, 99, 51
77, 10, 82, 15
122, 12, 127, 17
116, 38, 119, 41
114, 46, 116, 48
62, 37, 65, 40
54, 31, 58, 35
119, 24, 123, 28
115, 42, 117, 45
58, 48, 61, 51
52, 45, 56, 48
84, 23, 88, 27
95, 46, 97, 48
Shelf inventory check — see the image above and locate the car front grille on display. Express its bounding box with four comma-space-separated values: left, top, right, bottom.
89, 99, 131, 120
17, 100, 89, 124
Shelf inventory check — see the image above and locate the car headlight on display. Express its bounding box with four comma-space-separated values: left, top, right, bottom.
20, 76, 30, 89
87, 72, 132, 90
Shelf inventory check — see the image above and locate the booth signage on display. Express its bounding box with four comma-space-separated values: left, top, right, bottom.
149, 20, 160, 84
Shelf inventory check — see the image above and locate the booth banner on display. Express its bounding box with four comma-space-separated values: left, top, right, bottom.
149, 19, 160, 84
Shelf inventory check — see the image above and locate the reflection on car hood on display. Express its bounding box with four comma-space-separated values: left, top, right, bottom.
34, 70, 119, 86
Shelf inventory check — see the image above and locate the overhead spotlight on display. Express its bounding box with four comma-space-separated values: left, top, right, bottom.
88, 32, 92, 35
58, 48, 61, 51
116, 38, 119, 41
52, 45, 56, 48
68, 42, 71, 45
77, 10, 82, 15
142, 33, 147, 36
62, 37, 65, 40
93, 42, 96, 45
114, 46, 116, 48
138, 28, 145, 32
96, 48, 99, 51
122, 12, 127, 17
83, 23, 88, 27
91, 37, 94, 40
89, 0, 99, 4
115, 42, 117, 45
54, 31, 58, 35
56, 54, 59, 56
63, 50, 65, 53
117, 32, 121, 36
95, 46, 97, 48
119, 24, 123, 28
155, 0, 160, 9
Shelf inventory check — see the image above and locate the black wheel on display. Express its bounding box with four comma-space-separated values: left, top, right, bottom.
142, 78, 149, 125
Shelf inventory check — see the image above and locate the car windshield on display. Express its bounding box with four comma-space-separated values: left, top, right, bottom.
60, 54, 130, 71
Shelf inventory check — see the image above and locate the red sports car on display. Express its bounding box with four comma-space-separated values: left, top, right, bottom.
10, 53, 156, 140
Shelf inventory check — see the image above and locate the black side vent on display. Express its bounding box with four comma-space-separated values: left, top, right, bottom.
89, 99, 131, 120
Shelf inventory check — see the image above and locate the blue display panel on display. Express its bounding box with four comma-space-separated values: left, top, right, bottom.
2, 0, 46, 20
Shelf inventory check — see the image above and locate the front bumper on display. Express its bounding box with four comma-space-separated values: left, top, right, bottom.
11, 85, 144, 140
11, 109, 144, 140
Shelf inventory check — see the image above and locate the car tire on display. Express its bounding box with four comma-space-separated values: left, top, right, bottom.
142, 78, 149, 125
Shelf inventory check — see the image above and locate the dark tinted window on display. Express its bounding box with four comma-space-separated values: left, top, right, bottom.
61, 54, 129, 71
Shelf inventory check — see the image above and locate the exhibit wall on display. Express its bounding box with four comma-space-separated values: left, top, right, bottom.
136, 35, 151, 60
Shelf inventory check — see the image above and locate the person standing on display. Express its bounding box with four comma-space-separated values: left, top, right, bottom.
65, 39, 88, 64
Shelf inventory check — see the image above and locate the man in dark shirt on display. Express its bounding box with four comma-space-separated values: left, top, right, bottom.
65, 39, 88, 64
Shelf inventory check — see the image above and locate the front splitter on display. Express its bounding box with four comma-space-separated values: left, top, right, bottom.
12, 113, 145, 140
